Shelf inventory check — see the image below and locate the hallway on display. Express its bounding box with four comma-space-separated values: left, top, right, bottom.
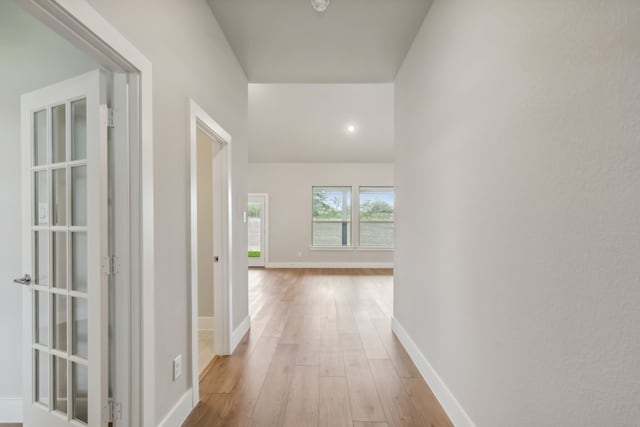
183, 269, 452, 427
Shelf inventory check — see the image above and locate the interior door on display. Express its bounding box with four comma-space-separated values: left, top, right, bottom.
248, 194, 267, 267
19, 70, 110, 427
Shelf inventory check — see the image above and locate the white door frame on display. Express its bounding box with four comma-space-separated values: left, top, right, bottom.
248, 193, 269, 267
19, 1, 155, 426
188, 99, 233, 408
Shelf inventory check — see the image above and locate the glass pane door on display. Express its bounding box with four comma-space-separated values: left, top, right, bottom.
248, 201, 262, 257
30, 98, 89, 424
22, 70, 108, 427
248, 195, 267, 267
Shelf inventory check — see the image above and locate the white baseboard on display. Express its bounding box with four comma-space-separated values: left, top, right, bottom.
158, 389, 193, 427
391, 317, 476, 427
230, 315, 251, 353
265, 262, 393, 269
198, 316, 215, 331
0, 398, 22, 422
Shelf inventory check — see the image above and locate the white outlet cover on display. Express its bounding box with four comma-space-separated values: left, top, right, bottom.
173, 354, 182, 381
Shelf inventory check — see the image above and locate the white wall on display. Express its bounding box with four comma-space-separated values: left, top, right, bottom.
394, 1, 640, 426
0, 0, 98, 412
85, 0, 249, 423
248, 163, 394, 267
196, 130, 214, 318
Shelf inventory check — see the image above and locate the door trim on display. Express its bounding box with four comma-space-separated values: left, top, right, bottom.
188, 99, 233, 409
248, 193, 269, 267
19, 1, 155, 426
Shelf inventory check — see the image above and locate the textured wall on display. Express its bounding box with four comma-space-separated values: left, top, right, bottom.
394, 1, 640, 426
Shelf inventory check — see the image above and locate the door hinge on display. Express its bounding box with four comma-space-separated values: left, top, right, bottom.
107, 107, 116, 128
106, 399, 122, 422
102, 255, 120, 276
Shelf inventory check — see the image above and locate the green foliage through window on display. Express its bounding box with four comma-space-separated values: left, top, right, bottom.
312, 187, 351, 220
359, 187, 394, 248
312, 187, 352, 246
248, 202, 261, 218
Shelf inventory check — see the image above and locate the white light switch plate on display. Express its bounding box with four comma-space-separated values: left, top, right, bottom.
173, 354, 182, 381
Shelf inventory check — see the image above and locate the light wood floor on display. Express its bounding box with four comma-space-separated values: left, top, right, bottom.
183, 268, 453, 427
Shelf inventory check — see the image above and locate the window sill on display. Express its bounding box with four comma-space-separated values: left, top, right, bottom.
309, 246, 394, 252
357, 247, 394, 252
310, 246, 355, 251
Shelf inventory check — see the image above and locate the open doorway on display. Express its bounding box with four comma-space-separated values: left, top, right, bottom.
188, 99, 232, 407
195, 127, 219, 375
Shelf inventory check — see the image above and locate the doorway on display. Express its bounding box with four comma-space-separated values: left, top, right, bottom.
195, 127, 219, 376
8, 1, 153, 426
188, 99, 232, 407
247, 194, 268, 267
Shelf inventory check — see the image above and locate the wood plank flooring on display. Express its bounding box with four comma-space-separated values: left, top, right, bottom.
183, 268, 452, 427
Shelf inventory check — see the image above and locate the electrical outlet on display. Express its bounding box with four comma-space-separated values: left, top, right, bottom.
173, 354, 182, 381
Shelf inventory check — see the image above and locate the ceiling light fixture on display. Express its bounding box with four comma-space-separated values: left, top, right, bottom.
347, 124, 356, 134
311, 0, 330, 12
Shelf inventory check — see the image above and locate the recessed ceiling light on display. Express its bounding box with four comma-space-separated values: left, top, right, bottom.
347, 124, 356, 134
311, 0, 330, 12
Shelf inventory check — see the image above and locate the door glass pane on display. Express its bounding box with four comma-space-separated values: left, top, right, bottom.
34, 170, 49, 226
71, 232, 87, 292
35, 350, 49, 407
71, 166, 87, 226
248, 201, 261, 258
35, 291, 48, 346
72, 363, 88, 424
52, 168, 67, 225
52, 104, 66, 163
52, 232, 67, 289
71, 99, 87, 161
34, 109, 47, 166
72, 297, 88, 359
53, 294, 67, 351
53, 356, 67, 414
34, 231, 49, 286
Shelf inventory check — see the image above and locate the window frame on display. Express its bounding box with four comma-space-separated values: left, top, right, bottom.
358, 186, 395, 249
311, 186, 353, 248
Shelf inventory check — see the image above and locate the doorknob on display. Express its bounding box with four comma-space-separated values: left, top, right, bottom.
14, 274, 32, 286
214, 256, 219, 262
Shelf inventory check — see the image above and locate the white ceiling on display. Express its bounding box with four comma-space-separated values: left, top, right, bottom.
249, 83, 393, 163
208, 0, 433, 83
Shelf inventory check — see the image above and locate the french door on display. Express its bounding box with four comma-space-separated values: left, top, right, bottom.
247, 194, 267, 267
19, 70, 110, 427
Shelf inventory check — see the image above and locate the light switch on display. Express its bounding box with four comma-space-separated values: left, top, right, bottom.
173, 354, 182, 381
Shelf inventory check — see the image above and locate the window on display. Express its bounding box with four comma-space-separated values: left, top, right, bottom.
312, 186, 351, 247
359, 187, 394, 248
